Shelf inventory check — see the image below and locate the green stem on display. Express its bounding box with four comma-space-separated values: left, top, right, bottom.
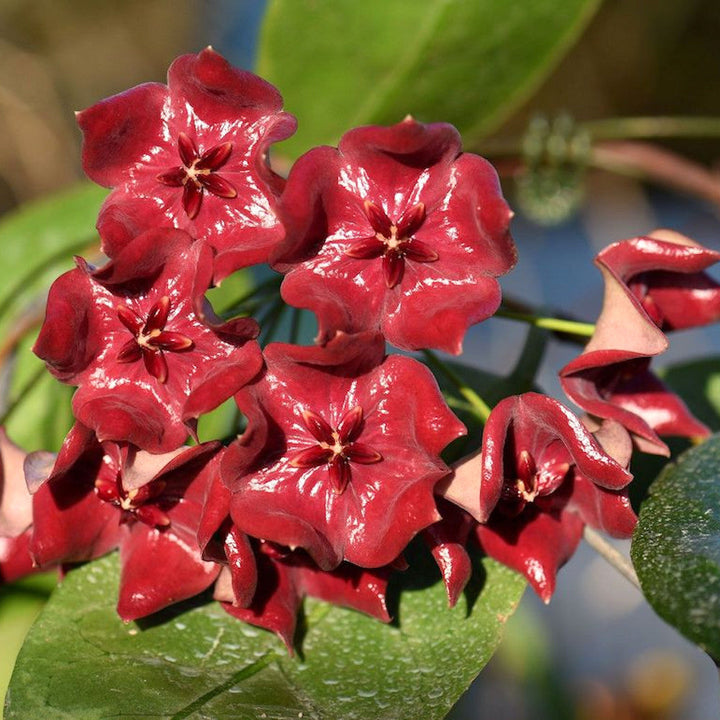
495, 308, 595, 338
583, 526, 640, 590
422, 350, 492, 423
477, 116, 720, 158
582, 116, 720, 142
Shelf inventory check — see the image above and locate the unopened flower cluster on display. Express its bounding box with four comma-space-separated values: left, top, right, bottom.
2, 49, 719, 646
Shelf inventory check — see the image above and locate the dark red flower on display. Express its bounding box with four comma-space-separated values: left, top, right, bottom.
560, 244, 710, 455
272, 117, 516, 353
598, 229, 720, 331
78, 47, 296, 282
441, 394, 635, 601
33, 228, 262, 453
29, 423, 222, 620
222, 332, 466, 570
421, 498, 474, 608
217, 542, 392, 650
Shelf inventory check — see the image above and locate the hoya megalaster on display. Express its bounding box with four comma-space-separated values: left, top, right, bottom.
560, 238, 710, 455
78, 47, 297, 282
597, 229, 720, 331
441, 393, 635, 601
217, 541, 392, 650
29, 423, 221, 620
272, 117, 516, 354
33, 228, 262, 453
222, 332, 466, 570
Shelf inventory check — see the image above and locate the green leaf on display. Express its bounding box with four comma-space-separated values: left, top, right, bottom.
258, 0, 602, 159
3, 332, 75, 452
660, 357, 720, 432
6, 551, 524, 719
631, 434, 720, 662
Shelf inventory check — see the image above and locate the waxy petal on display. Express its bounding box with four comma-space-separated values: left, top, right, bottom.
301, 408, 335, 444
345, 236, 386, 260
35, 230, 262, 453
383, 252, 404, 288
81, 48, 296, 283
182, 181, 203, 220
476, 506, 584, 603
336, 405, 364, 444
224, 335, 464, 569
118, 524, 219, 621
403, 239, 439, 263
177, 132, 198, 167
196, 141, 233, 171
0, 429, 32, 538
199, 172, 238, 199
364, 200, 393, 237
598, 230, 720, 331
272, 118, 516, 353
288, 445, 332, 468
345, 442, 383, 464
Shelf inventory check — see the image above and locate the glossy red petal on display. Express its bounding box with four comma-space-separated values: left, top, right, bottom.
403, 239, 439, 263
220, 548, 300, 651
345, 236, 386, 260
225, 342, 463, 570
117, 525, 220, 621
301, 408, 335, 444
382, 252, 405, 288
153, 331, 194, 352
182, 181, 203, 220
337, 405, 363, 444
177, 132, 198, 167
156, 167, 187, 187
272, 118, 515, 353
197, 141, 233, 171
598, 230, 720, 331
422, 499, 474, 608
476, 506, 584, 603
77, 82, 167, 187
199, 172, 237, 199
569, 474, 637, 538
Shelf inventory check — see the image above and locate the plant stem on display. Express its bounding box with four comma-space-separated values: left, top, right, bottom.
422, 350, 492, 423
583, 526, 640, 590
476, 116, 720, 158
582, 116, 720, 142
495, 308, 595, 338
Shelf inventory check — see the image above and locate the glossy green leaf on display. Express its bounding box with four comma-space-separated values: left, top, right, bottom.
631, 434, 720, 662
660, 357, 720, 432
6, 550, 524, 719
258, 0, 602, 159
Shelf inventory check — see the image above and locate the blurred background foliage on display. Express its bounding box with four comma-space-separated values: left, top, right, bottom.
1, 0, 720, 213
2, 1, 720, 718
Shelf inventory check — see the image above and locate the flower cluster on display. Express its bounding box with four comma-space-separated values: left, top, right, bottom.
3, 48, 719, 647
